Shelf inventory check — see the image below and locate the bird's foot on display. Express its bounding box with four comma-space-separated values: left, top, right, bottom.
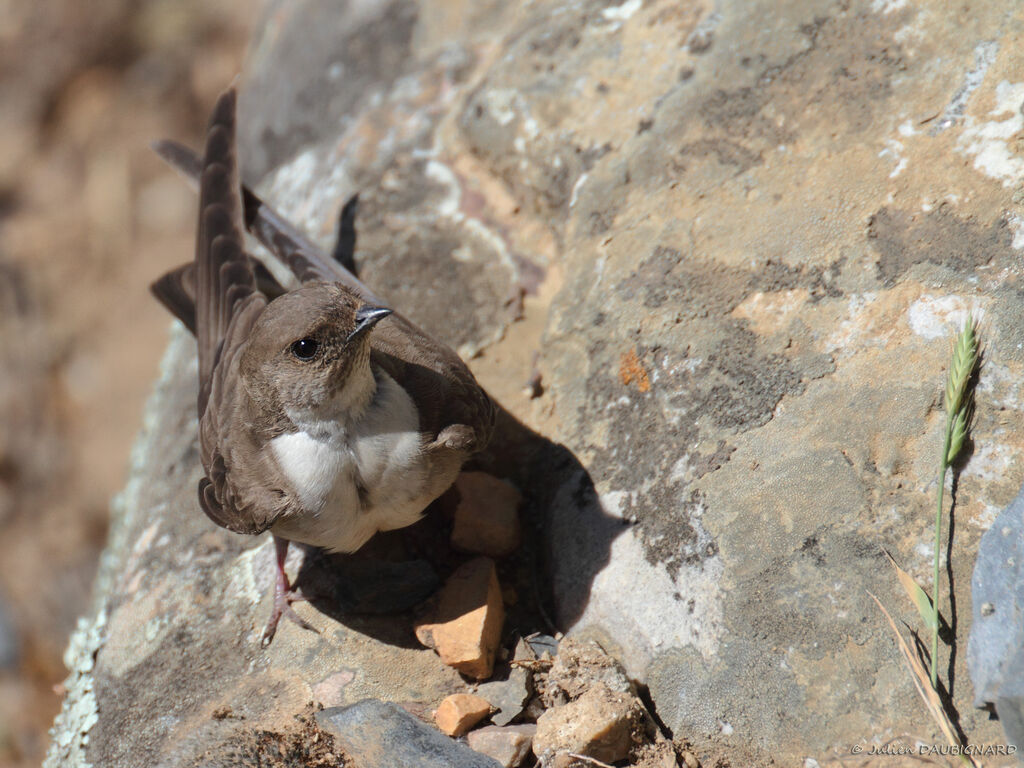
261, 535, 319, 646
261, 585, 317, 646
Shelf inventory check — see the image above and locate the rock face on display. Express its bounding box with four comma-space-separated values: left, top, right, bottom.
47, 0, 1024, 764
969, 485, 1024, 749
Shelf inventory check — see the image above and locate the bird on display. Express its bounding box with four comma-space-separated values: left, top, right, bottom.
150, 87, 495, 644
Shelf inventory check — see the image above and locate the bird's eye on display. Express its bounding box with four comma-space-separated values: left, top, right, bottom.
290, 338, 320, 360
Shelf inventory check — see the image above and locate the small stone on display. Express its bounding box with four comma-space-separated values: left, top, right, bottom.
415, 557, 505, 679
522, 695, 547, 722
450, 472, 522, 558
435, 693, 493, 736
316, 699, 501, 768
467, 724, 536, 768
533, 684, 644, 764
543, 638, 634, 705
477, 639, 534, 726
525, 633, 558, 659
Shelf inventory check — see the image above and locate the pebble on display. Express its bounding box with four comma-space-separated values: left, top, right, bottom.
477, 639, 534, 726
533, 683, 644, 764
467, 724, 537, 768
450, 472, 522, 558
543, 637, 634, 705
415, 556, 505, 679
525, 633, 558, 659
435, 693, 493, 737
316, 699, 501, 768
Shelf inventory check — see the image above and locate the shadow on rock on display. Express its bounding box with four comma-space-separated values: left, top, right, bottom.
293, 402, 623, 648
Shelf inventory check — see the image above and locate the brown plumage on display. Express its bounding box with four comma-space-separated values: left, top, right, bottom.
151, 88, 494, 642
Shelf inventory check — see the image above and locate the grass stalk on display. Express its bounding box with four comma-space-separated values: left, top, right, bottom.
931, 431, 950, 688
931, 318, 978, 688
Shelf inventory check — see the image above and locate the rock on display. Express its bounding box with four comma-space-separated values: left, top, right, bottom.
968, 482, 1024, 751
467, 724, 536, 768
434, 693, 492, 737
316, 699, 501, 768
524, 634, 558, 660
542, 638, 634, 706
415, 557, 505, 679
477, 638, 534, 726
533, 684, 644, 764
477, 665, 532, 726
45, 0, 1020, 763
450, 472, 522, 558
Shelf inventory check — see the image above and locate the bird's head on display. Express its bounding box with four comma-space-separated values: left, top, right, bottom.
240, 281, 392, 423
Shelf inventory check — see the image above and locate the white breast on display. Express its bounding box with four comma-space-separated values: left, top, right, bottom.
268, 371, 429, 553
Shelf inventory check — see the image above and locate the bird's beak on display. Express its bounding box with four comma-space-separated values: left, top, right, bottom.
348, 305, 393, 342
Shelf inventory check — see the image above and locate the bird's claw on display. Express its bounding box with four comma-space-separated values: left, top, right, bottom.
261, 587, 318, 646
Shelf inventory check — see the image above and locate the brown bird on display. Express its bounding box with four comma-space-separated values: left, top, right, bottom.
151, 88, 494, 643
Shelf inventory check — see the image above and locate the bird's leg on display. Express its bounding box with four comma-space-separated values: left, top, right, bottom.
261, 535, 318, 645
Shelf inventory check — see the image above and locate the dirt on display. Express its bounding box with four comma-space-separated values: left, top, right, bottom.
197, 705, 348, 768
0, 3, 251, 765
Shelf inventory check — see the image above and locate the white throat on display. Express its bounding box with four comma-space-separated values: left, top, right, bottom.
287, 357, 377, 433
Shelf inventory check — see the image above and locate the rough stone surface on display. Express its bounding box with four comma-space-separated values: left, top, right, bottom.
415, 557, 505, 679
450, 472, 522, 558
434, 693, 493, 737
47, 0, 1024, 764
317, 699, 501, 768
467, 724, 536, 768
533, 683, 644, 764
968, 481, 1024, 750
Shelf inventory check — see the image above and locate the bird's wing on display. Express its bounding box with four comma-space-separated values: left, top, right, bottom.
371, 313, 496, 451
192, 88, 294, 535
198, 298, 292, 536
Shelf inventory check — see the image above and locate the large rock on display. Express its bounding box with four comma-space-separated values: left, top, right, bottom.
969, 483, 1024, 750
317, 699, 501, 768
47, 0, 1024, 764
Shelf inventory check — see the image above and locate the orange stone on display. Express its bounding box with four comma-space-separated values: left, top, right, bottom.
415, 556, 505, 679
450, 472, 522, 558
434, 693, 493, 737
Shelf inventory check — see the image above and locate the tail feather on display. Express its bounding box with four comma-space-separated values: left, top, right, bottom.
151, 138, 380, 303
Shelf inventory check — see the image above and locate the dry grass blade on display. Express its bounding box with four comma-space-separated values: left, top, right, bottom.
884, 550, 937, 633
868, 591, 981, 768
